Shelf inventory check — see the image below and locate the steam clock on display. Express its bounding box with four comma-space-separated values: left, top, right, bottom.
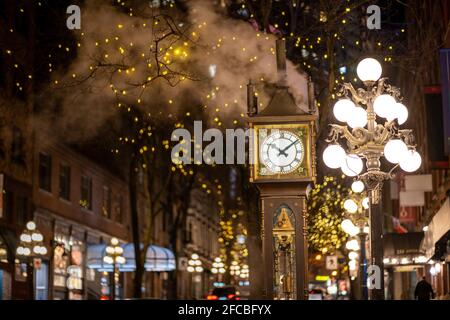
247, 39, 317, 300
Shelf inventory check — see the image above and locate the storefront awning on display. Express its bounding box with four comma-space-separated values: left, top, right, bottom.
421, 197, 450, 259
383, 232, 425, 257
86, 244, 176, 272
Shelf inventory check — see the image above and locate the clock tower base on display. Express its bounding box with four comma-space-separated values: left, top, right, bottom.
258, 182, 309, 300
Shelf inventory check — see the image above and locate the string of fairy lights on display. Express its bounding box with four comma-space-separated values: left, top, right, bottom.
6, 1, 404, 125
307, 175, 351, 254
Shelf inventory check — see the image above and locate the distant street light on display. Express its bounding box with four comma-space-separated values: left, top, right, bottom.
187, 253, 203, 299
16, 221, 48, 257
16, 221, 48, 300
103, 237, 125, 300
211, 257, 226, 275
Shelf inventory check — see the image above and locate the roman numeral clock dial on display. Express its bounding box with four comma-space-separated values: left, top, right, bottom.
260, 130, 305, 174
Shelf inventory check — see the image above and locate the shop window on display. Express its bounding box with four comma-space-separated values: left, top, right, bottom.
38, 153, 52, 192
102, 186, 111, 219
53, 243, 68, 290
67, 243, 84, 300
11, 126, 25, 165
0, 269, 12, 299
35, 261, 49, 300
80, 175, 92, 210
59, 164, 71, 201
14, 262, 27, 281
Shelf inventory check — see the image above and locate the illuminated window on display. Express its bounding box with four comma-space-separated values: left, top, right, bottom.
80, 176, 92, 210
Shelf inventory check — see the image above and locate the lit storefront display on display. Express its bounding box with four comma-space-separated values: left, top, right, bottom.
53, 230, 85, 300
48, 221, 127, 300
53, 243, 68, 292
67, 245, 84, 300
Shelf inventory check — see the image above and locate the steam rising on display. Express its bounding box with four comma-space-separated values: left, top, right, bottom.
44, 0, 309, 143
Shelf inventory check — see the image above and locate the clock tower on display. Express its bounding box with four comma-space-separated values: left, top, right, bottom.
247, 39, 317, 300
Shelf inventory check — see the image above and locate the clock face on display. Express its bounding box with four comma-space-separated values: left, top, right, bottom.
260, 130, 304, 174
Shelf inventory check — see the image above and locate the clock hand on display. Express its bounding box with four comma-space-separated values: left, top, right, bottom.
278, 140, 299, 156
270, 144, 288, 156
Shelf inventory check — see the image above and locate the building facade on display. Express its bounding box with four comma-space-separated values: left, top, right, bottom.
0, 133, 131, 300
178, 188, 220, 299
32, 139, 130, 300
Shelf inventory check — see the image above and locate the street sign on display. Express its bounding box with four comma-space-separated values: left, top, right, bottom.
326, 255, 338, 270
405, 174, 432, 191
400, 191, 425, 207
33, 258, 42, 270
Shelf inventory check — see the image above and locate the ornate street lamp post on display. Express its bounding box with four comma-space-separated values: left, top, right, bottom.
16, 221, 48, 300
187, 253, 203, 299
103, 237, 125, 300
211, 257, 226, 282
323, 58, 422, 299
341, 181, 370, 299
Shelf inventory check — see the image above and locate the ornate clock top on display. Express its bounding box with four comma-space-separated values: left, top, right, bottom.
247, 38, 316, 118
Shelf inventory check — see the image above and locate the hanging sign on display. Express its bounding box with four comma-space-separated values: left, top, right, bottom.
326, 256, 338, 270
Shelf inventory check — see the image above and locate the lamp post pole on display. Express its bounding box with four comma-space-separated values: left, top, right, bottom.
357, 229, 368, 300
368, 194, 384, 300
111, 263, 117, 300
